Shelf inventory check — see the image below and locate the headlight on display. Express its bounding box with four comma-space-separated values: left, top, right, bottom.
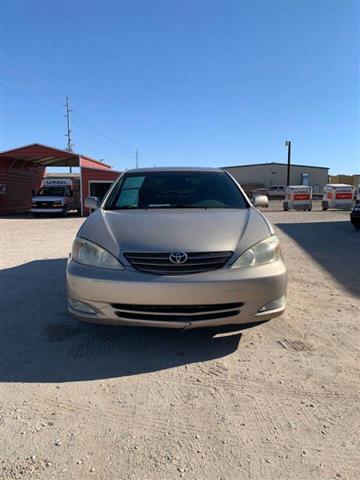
231, 235, 281, 268
72, 237, 124, 270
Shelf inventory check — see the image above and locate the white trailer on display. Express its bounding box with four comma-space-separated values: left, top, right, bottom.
283, 186, 312, 211
321, 184, 354, 211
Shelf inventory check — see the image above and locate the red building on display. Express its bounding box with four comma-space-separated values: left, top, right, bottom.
0, 143, 121, 216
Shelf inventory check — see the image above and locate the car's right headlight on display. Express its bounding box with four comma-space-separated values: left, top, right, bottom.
72, 237, 124, 270
231, 235, 281, 268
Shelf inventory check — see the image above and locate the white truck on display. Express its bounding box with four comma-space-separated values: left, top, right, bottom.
321, 184, 354, 211
31, 176, 81, 217
268, 185, 286, 198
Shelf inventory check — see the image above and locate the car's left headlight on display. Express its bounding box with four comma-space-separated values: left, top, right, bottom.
231, 235, 281, 268
72, 237, 124, 270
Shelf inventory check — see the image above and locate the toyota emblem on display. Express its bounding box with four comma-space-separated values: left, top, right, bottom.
169, 252, 188, 264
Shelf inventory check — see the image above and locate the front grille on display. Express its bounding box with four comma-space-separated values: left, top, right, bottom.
123, 251, 233, 274
110, 302, 244, 322
33, 201, 60, 208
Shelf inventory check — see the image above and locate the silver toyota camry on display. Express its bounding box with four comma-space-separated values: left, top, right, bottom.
66, 168, 287, 329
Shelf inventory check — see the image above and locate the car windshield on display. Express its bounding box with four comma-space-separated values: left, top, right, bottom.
37, 187, 65, 196
105, 171, 248, 210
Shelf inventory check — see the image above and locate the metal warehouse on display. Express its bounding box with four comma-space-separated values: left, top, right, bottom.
0, 143, 121, 216
223, 162, 329, 193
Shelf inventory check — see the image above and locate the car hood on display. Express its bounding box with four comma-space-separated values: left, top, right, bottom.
79, 208, 273, 262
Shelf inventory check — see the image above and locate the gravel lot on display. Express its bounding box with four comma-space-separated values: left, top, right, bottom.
1, 203, 359, 480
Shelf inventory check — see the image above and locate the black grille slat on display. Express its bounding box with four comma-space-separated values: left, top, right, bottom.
126, 252, 231, 259
129, 259, 226, 267
129, 265, 225, 273
111, 302, 244, 314
33, 201, 56, 208
131, 257, 227, 267
124, 251, 233, 275
114, 310, 240, 323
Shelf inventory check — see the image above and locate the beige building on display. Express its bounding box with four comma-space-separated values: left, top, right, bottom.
329, 174, 360, 187
223, 162, 329, 193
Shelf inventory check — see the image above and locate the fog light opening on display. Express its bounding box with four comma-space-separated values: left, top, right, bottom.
258, 296, 286, 313
68, 298, 97, 315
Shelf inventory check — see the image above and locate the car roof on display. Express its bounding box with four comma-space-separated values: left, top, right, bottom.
124, 167, 224, 174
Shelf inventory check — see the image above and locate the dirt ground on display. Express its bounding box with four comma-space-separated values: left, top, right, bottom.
1, 202, 359, 480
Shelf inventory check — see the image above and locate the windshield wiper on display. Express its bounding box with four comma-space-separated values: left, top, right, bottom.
107, 205, 139, 210
107, 204, 210, 210
145, 204, 207, 209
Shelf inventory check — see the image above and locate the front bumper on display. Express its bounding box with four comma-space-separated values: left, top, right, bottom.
66, 259, 287, 329
31, 208, 63, 213
285, 202, 312, 210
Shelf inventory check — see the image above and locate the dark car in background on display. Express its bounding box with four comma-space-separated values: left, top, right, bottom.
350, 203, 360, 230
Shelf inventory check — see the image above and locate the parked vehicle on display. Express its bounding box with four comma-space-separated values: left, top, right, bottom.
321, 184, 354, 211
350, 203, 360, 230
268, 185, 286, 198
283, 186, 312, 211
31, 176, 80, 217
355, 185, 360, 203
66, 168, 287, 329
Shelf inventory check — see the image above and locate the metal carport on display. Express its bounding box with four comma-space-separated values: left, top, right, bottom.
0, 143, 120, 215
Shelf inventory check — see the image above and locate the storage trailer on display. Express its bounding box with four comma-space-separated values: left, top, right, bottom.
322, 184, 354, 211
283, 185, 312, 211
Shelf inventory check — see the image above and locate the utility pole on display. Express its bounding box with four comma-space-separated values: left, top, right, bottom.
135, 149, 139, 169
64, 97, 73, 173
285, 140, 291, 186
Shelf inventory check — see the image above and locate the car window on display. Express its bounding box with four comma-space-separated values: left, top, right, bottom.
106, 171, 248, 210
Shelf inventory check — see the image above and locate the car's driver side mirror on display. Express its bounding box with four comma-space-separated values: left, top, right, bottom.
85, 196, 101, 210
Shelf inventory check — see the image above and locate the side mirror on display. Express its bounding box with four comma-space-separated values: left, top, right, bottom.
85, 196, 101, 210
253, 195, 269, 208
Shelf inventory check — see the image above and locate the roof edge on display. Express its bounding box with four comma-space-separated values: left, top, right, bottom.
222, 162, 329, 170
0, 142, 111, 168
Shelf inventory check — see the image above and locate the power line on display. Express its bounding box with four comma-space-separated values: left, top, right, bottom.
2, 56, 137, 158
1, 59, 149, 169
72, 111, 131, 152
0, 81, 123, 158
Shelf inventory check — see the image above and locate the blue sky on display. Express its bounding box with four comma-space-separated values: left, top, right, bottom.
1, 0, 359, 174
